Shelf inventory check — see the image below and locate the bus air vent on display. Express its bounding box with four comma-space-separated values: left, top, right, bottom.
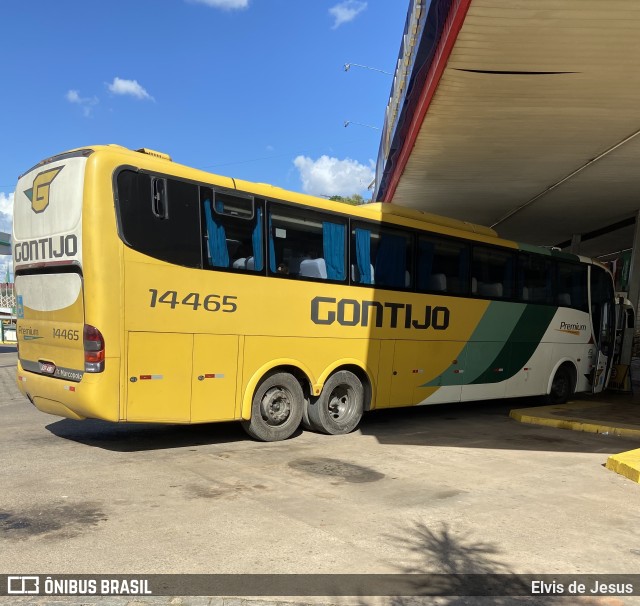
135, 148, 172, 161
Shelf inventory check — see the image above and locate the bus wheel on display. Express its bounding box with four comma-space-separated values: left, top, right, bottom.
242, 373, 304, 441
548, 365, 573, 404
308, 371, 363, 435
301, 397, 313, 431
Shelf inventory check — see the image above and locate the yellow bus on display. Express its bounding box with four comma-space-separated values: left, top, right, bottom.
13, 145, 617, 441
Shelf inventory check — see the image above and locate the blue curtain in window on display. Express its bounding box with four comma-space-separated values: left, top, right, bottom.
355, 228, 372, 284
204, 199, 229, 268
322, 222, 345, 280
268, 213, 276, 273
251, 207, 263, 271
375, 233, 406, 288
418, 239, 434, 291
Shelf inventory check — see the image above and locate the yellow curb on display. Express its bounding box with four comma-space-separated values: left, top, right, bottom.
606, 449, 640, 483
509, 402, 640, 439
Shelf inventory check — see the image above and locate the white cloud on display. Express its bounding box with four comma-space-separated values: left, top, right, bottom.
293, 155, 374, 196
0, 192, 13, 217
187, 0, 248, 9
66, 89, 99, 116
0, 192, 14, 234
108, 77, 154, 101
329, 0, 367, 29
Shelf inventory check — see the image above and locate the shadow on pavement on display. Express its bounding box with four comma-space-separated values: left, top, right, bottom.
45, 417, 254, 451
357, 397, 640, 454
359, 522, 618, 606
43, 394, 640, 455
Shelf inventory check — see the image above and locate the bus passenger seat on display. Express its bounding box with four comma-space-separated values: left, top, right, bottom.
351, 264, 375, 284
429, 273, 447, 292
521, 287, 529, 300
558, 293, 571, 306
246, 257, 255, 270
232, 258, 247, 269
299, 258, 327, 279
472, 277, 478, 293
479, 283, 503, 297
289, 256, 305, 274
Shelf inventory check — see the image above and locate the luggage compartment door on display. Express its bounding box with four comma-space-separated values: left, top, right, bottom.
127, 332, 192, 422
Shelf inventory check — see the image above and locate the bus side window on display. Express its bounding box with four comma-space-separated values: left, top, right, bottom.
116, 170, 201, 268
268, 205, 346, 282
417, 235, 469, 295
518, 254, 554, 305
556, 262, 588, 311
201, 189, 263, 272
351, 224, 413, 290
472, 246, 515, 299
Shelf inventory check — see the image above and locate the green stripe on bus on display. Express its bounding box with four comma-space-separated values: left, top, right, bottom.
423, 302, 526, 387
458, 302, 526, 384
470, 305, 558, 385
518, 243, 551, 256
422, 303, 557, 387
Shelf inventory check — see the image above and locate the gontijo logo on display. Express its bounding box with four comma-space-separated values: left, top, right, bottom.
557, 321, 588, 336
24, 166, 63, 213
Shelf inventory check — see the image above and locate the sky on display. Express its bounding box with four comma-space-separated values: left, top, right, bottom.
0, 0, 409, 280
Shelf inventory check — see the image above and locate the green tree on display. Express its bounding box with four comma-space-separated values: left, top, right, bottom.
329, 193, 367, 205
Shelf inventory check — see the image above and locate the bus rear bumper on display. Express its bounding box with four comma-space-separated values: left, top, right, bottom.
16, 358, 120, 422
31, 396, 86, 420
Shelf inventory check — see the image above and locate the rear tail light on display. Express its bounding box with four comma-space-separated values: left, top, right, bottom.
83, 324, 105, 373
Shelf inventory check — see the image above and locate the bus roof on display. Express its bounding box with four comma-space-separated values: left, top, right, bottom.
56, 144, 585, 263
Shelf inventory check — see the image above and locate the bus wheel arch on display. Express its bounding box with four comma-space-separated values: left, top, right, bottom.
547, 360, 577, 404
306, 365, 372, 435
241, 367, 310, 442
316, 362, 374, 412
241, 361, 313, 420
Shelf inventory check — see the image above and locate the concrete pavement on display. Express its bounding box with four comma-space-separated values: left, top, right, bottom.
1, 348, 640, 605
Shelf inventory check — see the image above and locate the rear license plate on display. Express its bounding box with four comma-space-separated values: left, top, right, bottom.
39, 362, 56, 375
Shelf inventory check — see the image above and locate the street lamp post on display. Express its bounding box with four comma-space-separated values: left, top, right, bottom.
344, 121, 380, 130
344, 63, 392, 76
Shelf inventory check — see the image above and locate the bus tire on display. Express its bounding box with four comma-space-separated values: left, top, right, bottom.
548, 365, 573, 404
307, 371, 363, 435
242, 372, 304, 442
301, 398, 313, 431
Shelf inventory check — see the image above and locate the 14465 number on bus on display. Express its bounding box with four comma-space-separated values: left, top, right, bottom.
148, 289, 238, 312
